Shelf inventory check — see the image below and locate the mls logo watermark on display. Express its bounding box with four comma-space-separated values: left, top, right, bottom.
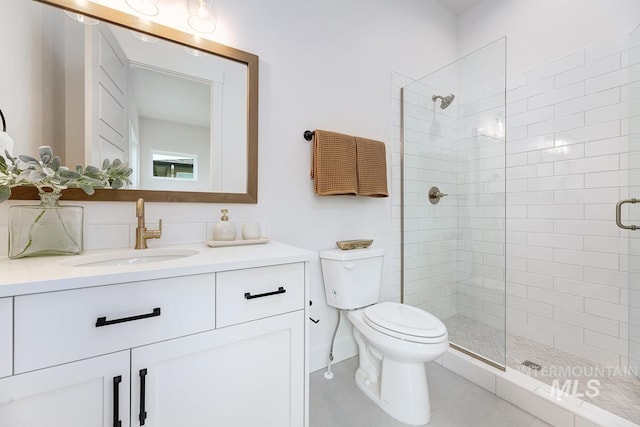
550, 379, 600, 399
517, 364, 640, 400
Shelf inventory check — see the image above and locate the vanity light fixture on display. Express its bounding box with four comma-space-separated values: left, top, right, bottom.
187, 0, 217, 34
125, 0, 160, 16
183, 46, 208, 57
130, 30, 159, 43
64, 11, 99, 25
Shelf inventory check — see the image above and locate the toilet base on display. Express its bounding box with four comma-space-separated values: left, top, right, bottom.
354, 358, 430, 426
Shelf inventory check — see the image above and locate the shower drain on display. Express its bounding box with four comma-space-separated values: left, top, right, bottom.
521, 360, 542, 371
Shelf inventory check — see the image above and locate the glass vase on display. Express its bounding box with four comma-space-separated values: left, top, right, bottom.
8, 193, 83, 259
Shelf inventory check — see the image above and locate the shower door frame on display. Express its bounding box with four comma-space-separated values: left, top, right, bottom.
627, 23, 640, 381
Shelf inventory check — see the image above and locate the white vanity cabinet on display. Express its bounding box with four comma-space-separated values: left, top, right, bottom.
0, 298, 11, 379
0, 242, 314, 427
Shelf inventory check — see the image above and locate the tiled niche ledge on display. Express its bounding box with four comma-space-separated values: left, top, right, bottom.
436, 347, 638, 427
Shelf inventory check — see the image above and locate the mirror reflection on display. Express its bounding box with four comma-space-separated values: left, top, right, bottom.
50, 4, 247, 194
10, 0, 259, 203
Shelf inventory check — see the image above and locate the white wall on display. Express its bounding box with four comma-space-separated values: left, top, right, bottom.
138, 117, 210, 192
0, 0, 458, 372
456, 0, 640, 76
0, 1, 48, 155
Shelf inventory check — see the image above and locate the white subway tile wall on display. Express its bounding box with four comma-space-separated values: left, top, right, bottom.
393, 31, 635, 369
457, 41, 507, 336
396, 39, 508, 360
505, 32, 632, 368
400, 76, 459, 320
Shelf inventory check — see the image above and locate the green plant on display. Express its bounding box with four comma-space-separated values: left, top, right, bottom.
0, 146, 132, 201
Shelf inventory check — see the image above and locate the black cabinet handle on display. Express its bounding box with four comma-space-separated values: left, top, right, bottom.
244, 286, 286, 300
113, 375, 122, 427
96, 308, 161, 327
139, 369, 148, 426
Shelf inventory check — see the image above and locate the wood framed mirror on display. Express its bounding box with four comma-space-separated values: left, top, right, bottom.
11, 0, 258, 203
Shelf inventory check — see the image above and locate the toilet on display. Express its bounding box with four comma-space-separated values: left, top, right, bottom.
320, 247, 449, 426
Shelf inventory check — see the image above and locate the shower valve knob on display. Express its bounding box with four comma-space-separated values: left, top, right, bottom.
428, 187, 448, 204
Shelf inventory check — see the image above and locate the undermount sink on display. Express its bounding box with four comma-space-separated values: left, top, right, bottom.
60, 248, 200, 267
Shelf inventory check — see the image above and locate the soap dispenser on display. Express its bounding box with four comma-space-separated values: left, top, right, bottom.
213, 209, 237, 241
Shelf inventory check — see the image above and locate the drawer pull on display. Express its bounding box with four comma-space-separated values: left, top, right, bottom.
139, 368, 148, 426
244, 286, 286, 300
113, 375, 122, 427
96, 307, 161, 327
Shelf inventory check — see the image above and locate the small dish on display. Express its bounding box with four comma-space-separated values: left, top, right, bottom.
336, 239, 373, 250
207, 237, 270, 248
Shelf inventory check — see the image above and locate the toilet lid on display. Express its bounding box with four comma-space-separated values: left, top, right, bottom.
363, 302, 447, 343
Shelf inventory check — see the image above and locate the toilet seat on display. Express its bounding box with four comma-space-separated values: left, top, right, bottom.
363, 302, 447, 344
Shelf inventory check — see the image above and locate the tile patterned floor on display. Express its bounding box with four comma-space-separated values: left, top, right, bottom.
443, 314, 506, 366
310, 356, 550, 427
444, 314, 640, 424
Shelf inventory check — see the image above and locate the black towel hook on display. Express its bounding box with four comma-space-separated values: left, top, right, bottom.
0, 109, 6, 132
303, 130, 314, 141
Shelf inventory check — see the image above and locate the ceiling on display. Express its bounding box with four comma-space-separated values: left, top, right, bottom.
436, 0, 484, 15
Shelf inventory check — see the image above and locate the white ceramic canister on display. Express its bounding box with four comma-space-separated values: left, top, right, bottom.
241, 222, 261, 240
212, 209, 237, 241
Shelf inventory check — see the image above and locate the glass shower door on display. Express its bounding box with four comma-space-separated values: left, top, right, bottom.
402, 38, 507, 368
628, 24, 640, 379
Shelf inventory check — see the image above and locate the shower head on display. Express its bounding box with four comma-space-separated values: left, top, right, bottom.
432, 93, 455, 109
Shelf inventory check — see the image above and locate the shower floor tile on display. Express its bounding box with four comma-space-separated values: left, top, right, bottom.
444, 314, 640, 424
443, 314, 506, 366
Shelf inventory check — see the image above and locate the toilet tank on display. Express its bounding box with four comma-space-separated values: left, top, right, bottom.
319, 248, 384, 309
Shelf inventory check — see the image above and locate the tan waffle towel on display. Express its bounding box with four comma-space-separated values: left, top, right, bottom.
355, 137, 389, 197
311, 130, 358, 195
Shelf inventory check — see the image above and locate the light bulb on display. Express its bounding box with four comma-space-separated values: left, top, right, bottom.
184, 47, 208, 57
130, 30, 159, 43
64, 11, 99, 25
188, 0, 217, 33
125, 0, 159, 16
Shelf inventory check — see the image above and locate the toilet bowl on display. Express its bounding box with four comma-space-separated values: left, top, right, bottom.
320, 248, 449, 426
351, 302, 449, 361
348, 303, 448, 425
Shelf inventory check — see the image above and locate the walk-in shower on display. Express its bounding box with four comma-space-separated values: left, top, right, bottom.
402, 27, 640, 425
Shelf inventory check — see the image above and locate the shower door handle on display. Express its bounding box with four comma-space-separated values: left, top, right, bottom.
616, 198, 638, 230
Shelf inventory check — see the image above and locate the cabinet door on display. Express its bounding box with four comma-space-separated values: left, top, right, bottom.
0, 351, 130, 427
132, 310, 304, 427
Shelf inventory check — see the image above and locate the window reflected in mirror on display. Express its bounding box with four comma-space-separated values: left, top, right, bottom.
152, 152, 196, 180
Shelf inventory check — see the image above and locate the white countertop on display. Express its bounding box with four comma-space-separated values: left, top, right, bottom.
0, 241, 317, 297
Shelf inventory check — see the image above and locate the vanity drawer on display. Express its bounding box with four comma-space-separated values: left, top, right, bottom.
14, 274, 215, 374
0, 298, 12, 379
216, 263, 304, 328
